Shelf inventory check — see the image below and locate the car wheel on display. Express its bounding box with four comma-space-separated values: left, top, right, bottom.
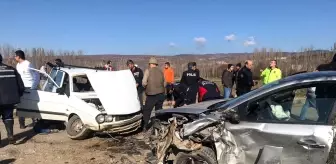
66, 115, 92, 140
174, 147, 217, 164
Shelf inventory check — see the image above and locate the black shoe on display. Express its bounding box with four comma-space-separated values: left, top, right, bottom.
19, 118, 25, 129
8, 137, 15, 145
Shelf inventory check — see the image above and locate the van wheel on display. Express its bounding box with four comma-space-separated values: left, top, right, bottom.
174, 147, 217, 164
66, 115, 92, 140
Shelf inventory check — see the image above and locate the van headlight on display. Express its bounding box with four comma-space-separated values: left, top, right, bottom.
96, 114, 105, 123
105, 115, 113, 122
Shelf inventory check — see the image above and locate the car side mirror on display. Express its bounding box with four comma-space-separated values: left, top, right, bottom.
229, 112, 240, 124
56, 88, 65, 95
221, 109, 240, 124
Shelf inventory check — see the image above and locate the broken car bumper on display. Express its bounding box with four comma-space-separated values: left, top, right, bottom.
98, 114, 142, 133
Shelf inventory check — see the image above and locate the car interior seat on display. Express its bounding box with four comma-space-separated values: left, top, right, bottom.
72, 78, 80, 92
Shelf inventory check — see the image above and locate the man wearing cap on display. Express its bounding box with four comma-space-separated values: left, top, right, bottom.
0, 54, 25, 144
14, 50, 39, 129
127, 60, 144, 108
142, 57, 165, 132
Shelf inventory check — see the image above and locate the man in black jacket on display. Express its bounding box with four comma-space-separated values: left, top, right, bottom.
0, 54, 25, 144
180, 62, 200, 105
222, 64, 234, 98
232, 63, 242, 86
127, 60, 144, 108
165, 83, 188, 108
236, 60, 254, 96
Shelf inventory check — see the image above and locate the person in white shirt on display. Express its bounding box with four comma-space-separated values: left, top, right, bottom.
15, 50, 39, 129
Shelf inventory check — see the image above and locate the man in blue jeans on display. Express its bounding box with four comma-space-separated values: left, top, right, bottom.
299, 87, 316, 120
221, 64, 234, 98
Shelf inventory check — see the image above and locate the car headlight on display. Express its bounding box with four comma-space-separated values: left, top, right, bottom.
96, 114, 105, 124
105, 115, 113, 122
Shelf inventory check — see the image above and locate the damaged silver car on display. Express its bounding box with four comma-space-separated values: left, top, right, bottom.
150, 71, 336, 164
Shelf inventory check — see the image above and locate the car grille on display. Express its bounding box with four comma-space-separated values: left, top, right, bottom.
114, 112, 140, 121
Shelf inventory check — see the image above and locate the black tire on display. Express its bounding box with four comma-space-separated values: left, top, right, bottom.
66, 115, 92, 140
174, 147, 217, 164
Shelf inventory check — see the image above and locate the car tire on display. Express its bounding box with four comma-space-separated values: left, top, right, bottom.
66, 115, 92, 140
173, 146, 217, 164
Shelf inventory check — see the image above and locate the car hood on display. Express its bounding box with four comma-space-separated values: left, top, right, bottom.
156, 99, 230, 116
87, 70, 140, 115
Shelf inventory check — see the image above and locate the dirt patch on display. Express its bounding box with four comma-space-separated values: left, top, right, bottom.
86, 135, 152, 164
0, 118, 153, 164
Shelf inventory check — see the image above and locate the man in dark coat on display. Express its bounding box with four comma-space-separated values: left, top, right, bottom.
236, 60, 254, 96
165, 82, 188, 108
127, 60, 144, 108
221, 64, 234, 98
0, 54, 25, 144
180, 62, 200, 104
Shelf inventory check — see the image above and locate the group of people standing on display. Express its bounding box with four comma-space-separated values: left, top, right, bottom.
221, 59, 282, 98
124, 57, 286, 134
125, 57, 224, 135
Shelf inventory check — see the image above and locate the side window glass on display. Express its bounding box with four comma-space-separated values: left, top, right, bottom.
72, 75, 94, 92
246, 83, 336, 124
44, 70, 65, 92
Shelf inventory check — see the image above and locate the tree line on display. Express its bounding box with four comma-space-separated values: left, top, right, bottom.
1, 44, 335, 80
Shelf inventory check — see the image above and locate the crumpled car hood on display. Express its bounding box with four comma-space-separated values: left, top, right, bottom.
87, 70, 140, 115
155, 99, 230, 116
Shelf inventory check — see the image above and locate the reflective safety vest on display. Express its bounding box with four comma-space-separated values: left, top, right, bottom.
260, 67, 282, 84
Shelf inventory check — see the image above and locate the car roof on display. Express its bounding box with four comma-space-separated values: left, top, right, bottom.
280, 71, 336, 83
57, 67, 100, 76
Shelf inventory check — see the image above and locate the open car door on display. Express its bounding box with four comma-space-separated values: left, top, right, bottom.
17, 69, 69, 121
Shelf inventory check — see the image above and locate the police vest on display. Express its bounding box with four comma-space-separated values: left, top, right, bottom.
0, 65, 21, 106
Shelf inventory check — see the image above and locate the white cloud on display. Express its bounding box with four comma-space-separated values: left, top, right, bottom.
225, 34, 236, 41
194, 37, 207, 45
244, 36, 256, 46
169, 42, 176, 47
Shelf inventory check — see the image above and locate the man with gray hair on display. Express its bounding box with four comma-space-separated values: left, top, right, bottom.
236, 60, 254, 96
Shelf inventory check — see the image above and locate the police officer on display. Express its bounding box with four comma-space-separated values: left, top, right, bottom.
0, 54, 25, 144
236, 60, 254, 96
180, 62, 200, 104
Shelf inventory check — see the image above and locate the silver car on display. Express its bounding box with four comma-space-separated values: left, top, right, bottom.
150, 71, 336, 164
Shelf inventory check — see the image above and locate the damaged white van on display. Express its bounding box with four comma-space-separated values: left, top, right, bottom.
17, 64, 142, 140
